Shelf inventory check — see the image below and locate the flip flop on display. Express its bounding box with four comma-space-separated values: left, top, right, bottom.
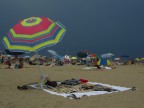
17, 86, 23, 90
17, 86, 28, 90
132, 87, 136, 91
67, 94, 80, 99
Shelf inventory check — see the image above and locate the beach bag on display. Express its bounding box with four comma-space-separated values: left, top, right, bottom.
45, 80, 57, 87
79, 79, 88, 83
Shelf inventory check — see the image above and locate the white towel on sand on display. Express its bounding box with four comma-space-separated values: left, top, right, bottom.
30, 82, 130, 99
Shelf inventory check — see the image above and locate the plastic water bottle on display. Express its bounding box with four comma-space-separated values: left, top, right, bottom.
40, 74, 45, 89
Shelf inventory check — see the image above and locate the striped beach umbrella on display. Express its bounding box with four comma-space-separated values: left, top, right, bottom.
97, 58, 112, 66
2, 17, 66, 53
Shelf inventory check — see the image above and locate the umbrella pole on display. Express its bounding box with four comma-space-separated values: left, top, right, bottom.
36, 51, 44, 89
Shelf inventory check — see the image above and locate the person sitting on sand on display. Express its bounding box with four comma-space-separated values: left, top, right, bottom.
93, 58, 102, 69
29, 60, 37, 65
49, 59, 56, 67
4, 58, 12, 69
100, 65, 116, 70
14, 59, 24, 69
44, 76, 57, 87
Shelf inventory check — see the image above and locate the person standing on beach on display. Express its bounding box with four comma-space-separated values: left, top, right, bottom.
1, 56, 4, 63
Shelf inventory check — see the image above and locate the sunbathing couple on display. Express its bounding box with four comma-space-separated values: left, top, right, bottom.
5, 58, 24, 69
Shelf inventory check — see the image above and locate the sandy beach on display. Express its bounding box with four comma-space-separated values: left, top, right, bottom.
0, 64, 144, 108
0, 1, 143, 108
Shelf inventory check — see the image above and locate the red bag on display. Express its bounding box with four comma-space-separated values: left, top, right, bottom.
79, 79, 88, 83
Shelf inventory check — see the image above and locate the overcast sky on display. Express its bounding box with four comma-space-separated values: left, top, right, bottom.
0, 0, 144, 58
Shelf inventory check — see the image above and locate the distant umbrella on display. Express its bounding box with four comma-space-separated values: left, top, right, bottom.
83, 50, 89, 53
77, 52, 87, 58
97, 58, 112, 66
71, 57, 77, 60
114, 58, 120, 61
134, 58, 140, 61
89, 54, 96, 58
101, 53, 114, 59
5, 49, 25, 55
47, 50, 58, 56
52, 55, 63, 59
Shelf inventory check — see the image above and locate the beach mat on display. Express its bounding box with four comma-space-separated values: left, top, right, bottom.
28, 82, 131, 99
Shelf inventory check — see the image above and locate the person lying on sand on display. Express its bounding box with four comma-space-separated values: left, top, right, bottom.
101, 66, 116, 70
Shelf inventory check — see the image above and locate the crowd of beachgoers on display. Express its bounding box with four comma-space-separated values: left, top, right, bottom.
0, 52, 143, 70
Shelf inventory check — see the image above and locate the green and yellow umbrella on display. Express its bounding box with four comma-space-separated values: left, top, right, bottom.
71, 57, 77, 60
135, 58, 140, 61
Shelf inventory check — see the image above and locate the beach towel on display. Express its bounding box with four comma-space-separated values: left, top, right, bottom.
28, 82, 131, 99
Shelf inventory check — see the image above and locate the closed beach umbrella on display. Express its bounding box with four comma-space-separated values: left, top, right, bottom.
2, 17, 66, 53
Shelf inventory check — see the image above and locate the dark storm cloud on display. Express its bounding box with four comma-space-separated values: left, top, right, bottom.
0, 0, 144, 58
